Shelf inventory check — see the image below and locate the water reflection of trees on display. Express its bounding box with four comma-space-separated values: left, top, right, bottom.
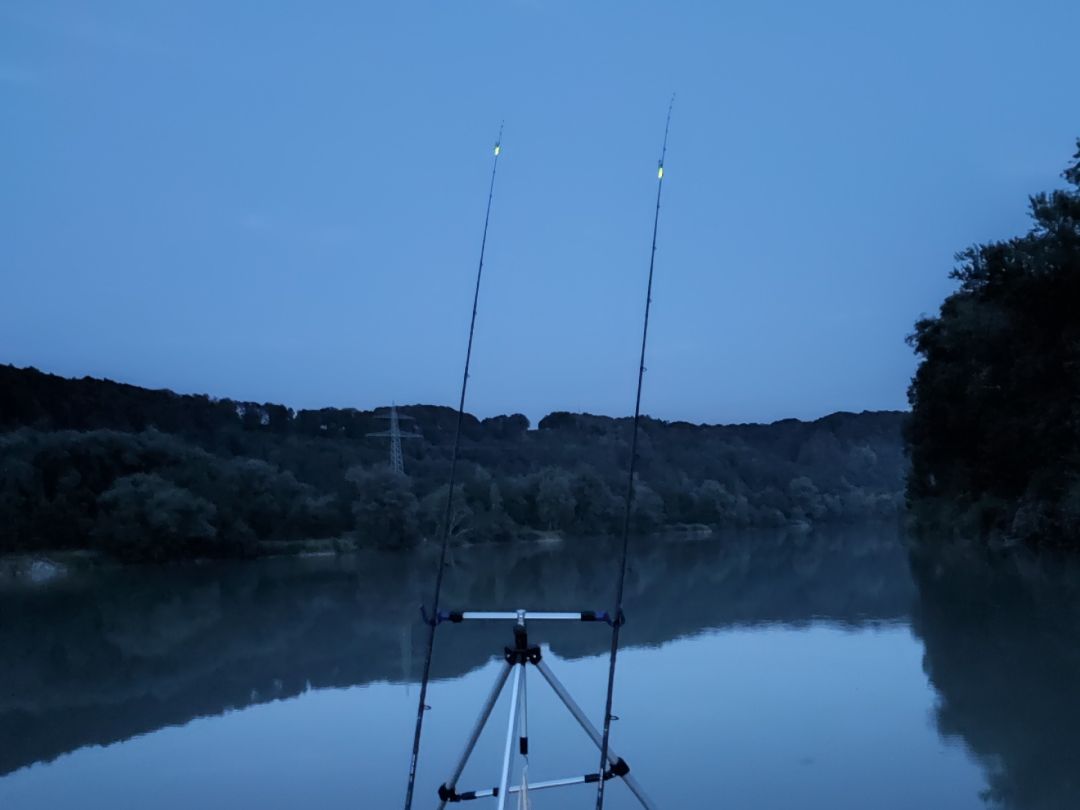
910, 548, 1080, 810
0, 525, 911, 776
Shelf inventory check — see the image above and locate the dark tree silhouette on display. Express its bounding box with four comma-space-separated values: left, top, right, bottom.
906, 140, 1080, 547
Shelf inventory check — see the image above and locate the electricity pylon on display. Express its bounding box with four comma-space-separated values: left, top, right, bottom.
367, 404, 422, 475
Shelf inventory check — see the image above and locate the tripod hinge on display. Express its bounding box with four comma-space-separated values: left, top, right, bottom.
504, 644, 542, 665
437, 783, 458, 802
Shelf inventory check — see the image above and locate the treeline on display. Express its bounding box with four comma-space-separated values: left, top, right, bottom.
906, 139, 1080, 548
0, 364, 907, 561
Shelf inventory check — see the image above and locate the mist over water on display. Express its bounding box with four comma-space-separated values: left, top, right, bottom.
1, 525, 1077, 809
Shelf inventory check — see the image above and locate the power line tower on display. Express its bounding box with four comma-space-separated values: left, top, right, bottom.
367, 404, 423, 475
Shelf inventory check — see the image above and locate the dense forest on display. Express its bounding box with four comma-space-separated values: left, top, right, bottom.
1, 364, 906, 561
906, 140, 1080, 548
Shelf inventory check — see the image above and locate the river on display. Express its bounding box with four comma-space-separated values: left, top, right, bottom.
1, 524, 1077, 809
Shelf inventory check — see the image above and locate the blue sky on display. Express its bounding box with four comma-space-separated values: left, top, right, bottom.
2, 0, 1078, 426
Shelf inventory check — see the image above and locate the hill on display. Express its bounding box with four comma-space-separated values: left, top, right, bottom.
0, 364, 908, 560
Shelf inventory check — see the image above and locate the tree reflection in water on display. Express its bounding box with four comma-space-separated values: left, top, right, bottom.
911, 545, 1080, 809
0, 526, 911, 777
6, 524, 1079, 810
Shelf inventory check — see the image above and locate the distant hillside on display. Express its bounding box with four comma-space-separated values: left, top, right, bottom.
0, 364, 908, 561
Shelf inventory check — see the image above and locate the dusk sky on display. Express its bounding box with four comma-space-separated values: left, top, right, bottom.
3, 1, 1078, 426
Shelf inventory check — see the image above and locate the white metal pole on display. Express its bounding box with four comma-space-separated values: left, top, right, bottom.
534, 658, 657, 810
437, 661, 514, 810
495, 664, 523, 810
519, 663, 529, 756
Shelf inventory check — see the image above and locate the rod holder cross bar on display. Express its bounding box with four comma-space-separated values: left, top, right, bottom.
443, 770, 614, 802
435, 608, 614, 624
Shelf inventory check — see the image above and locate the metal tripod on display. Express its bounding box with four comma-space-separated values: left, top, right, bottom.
432, 609, 656, 809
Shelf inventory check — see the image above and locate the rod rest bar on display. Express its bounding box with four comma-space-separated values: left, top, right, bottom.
439, 769, 618, 802
421, 607, 623, 626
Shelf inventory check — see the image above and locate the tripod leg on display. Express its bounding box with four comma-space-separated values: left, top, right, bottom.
518, 664, 529, 806
533, 658, 658, 810
495, 663, 524, 810
519, 662, 529, 757
437, 660, 513, 810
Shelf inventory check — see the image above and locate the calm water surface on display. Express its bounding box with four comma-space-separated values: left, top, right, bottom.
1, 525, 1078, 809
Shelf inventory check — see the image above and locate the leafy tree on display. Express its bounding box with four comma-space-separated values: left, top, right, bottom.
630, 479, 664, 532
694, 479, 737, 524
418, 482, 471, 541
906, 140, 1080, 546
570, 468, 621, 533
347, 466, 420, 548
535, 468, 577, 530
481, 413, 529, 440
94, 474, 218, 562
788, 476, 826, 522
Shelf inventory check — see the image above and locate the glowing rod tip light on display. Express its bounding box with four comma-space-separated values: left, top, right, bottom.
494, 144, 501, 155
658, 165, 664, 179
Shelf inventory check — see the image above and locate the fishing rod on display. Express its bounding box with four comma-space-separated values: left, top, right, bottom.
402, 125, 504, 810
595, 97, 674, 810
